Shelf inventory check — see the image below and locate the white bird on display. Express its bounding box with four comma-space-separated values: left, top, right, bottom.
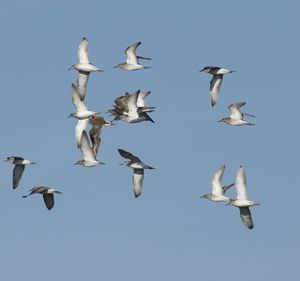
114, 42, 151, 71
4, 156, 36, 189
218, 102, 255, 126
200, 66, 235, 107
201, 165, 234, 202
68, 84, 100, 120
227, 166, 259, 229
75, 131, 104, 167
69, 37, 103, 74
23, 186, 62, 210
118, 149, 154, 198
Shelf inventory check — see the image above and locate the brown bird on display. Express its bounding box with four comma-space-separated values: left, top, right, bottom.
89, 116, 114, 156
23, 186, 62, 210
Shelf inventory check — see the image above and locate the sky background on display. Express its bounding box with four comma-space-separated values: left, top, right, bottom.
0, 0, 299, 280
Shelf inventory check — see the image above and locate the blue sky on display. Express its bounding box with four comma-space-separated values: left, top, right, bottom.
0, 0, 299, 280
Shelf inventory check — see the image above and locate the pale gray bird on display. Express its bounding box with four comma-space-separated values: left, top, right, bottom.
118, 149, 154, 198
4, 156, 36, 189
23, 186, 62, 210
114, 42, 151, 71
201, 165, 234, 202
218, 102, 255, 126
68, 84, 100, 120
75, 130, 104, 167
69, 37, 103, 73
227, 166, 259, 229
200, 66, 235, 107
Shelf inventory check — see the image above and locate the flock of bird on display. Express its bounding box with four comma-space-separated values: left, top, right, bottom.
4, 37, 259, 229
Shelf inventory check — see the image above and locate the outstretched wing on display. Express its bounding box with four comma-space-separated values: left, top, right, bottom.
125, 42, 141, 65
210, 74, 223, 107
78, 37, 90, 64
43, 194, 55, 210
118, 149, 141, 162
13, 164, 25, 189
239, 207, 254, 229
133, 169, 144, 198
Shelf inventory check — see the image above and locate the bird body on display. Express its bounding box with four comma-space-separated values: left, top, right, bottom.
200, 66, 235, 106
218, 102, 255, 126
201, 165, 234, 202
4, 156, 36, 189
23, 186, 62, 210
114, 42, 151, 71
227, 166, 259, 229
69, 84, 100, 120
118, 149, 154, 198
69, 37, 103, 73
75, 130, 104, 167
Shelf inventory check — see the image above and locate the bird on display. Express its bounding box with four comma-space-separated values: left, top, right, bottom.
118, 149, 154, 198
218, 102, 255, 126
114, 42, 151, 71
108, 90, 154, 123
89, 116, 114, 157
227, 166, 259, 229
69, 37, 103, 74
23, 186, 62, 210
4, 156, 36, 189
199, 66, 235, 107
201, 165, 234, 202
68, 84, 100, 120
75, 130, 104, 167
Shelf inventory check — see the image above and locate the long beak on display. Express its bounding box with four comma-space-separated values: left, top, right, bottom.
217, 119, 223, 122
199, 69, 204, 72
3, 159, 9, 162
113, 65, 119, 68
31, 162, 37, 164
119, 163, 124, 165
200, 195, 205, 198
68, 66, 73, 71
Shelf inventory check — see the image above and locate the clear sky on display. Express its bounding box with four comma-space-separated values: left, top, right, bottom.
0, 0, 299, 280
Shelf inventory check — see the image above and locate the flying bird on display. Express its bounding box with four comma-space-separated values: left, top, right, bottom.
108, 90, 154, 123
23, 186, 62, 210
118, 149, 154, 198
69, 84, 100, 120
200, 66, 235, 107
218, 102, 255, 126
201, 165, 234, 202
89, 116, 114, 157
75, 130, 104, 167
227, 166, 259, 229
69, 37, 103, 73
114, 42, 151, 71
4, 156, 36, 189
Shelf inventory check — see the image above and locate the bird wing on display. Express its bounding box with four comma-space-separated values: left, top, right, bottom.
89, 126, 101, 157
137, 91, 151, 107
229, 102, 245, 119
235, 166, 248, 200
118, 149, 141, 162
75, 119, 89, 148
13, 164, 25, 189
133, 169, 144, 198
239, 207, 254, 229
222, 183, 234, 194
79, 131, 97, 161
71, 84, 88, 112
127, 90, 139, 118
210, 74, 223, 107
43, 194, 54, 210
211, 164, 225, 196
77, 72, 90, 101
125, 42, 141, 65
114, 94, 130, 110
78, 37, 90, 64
